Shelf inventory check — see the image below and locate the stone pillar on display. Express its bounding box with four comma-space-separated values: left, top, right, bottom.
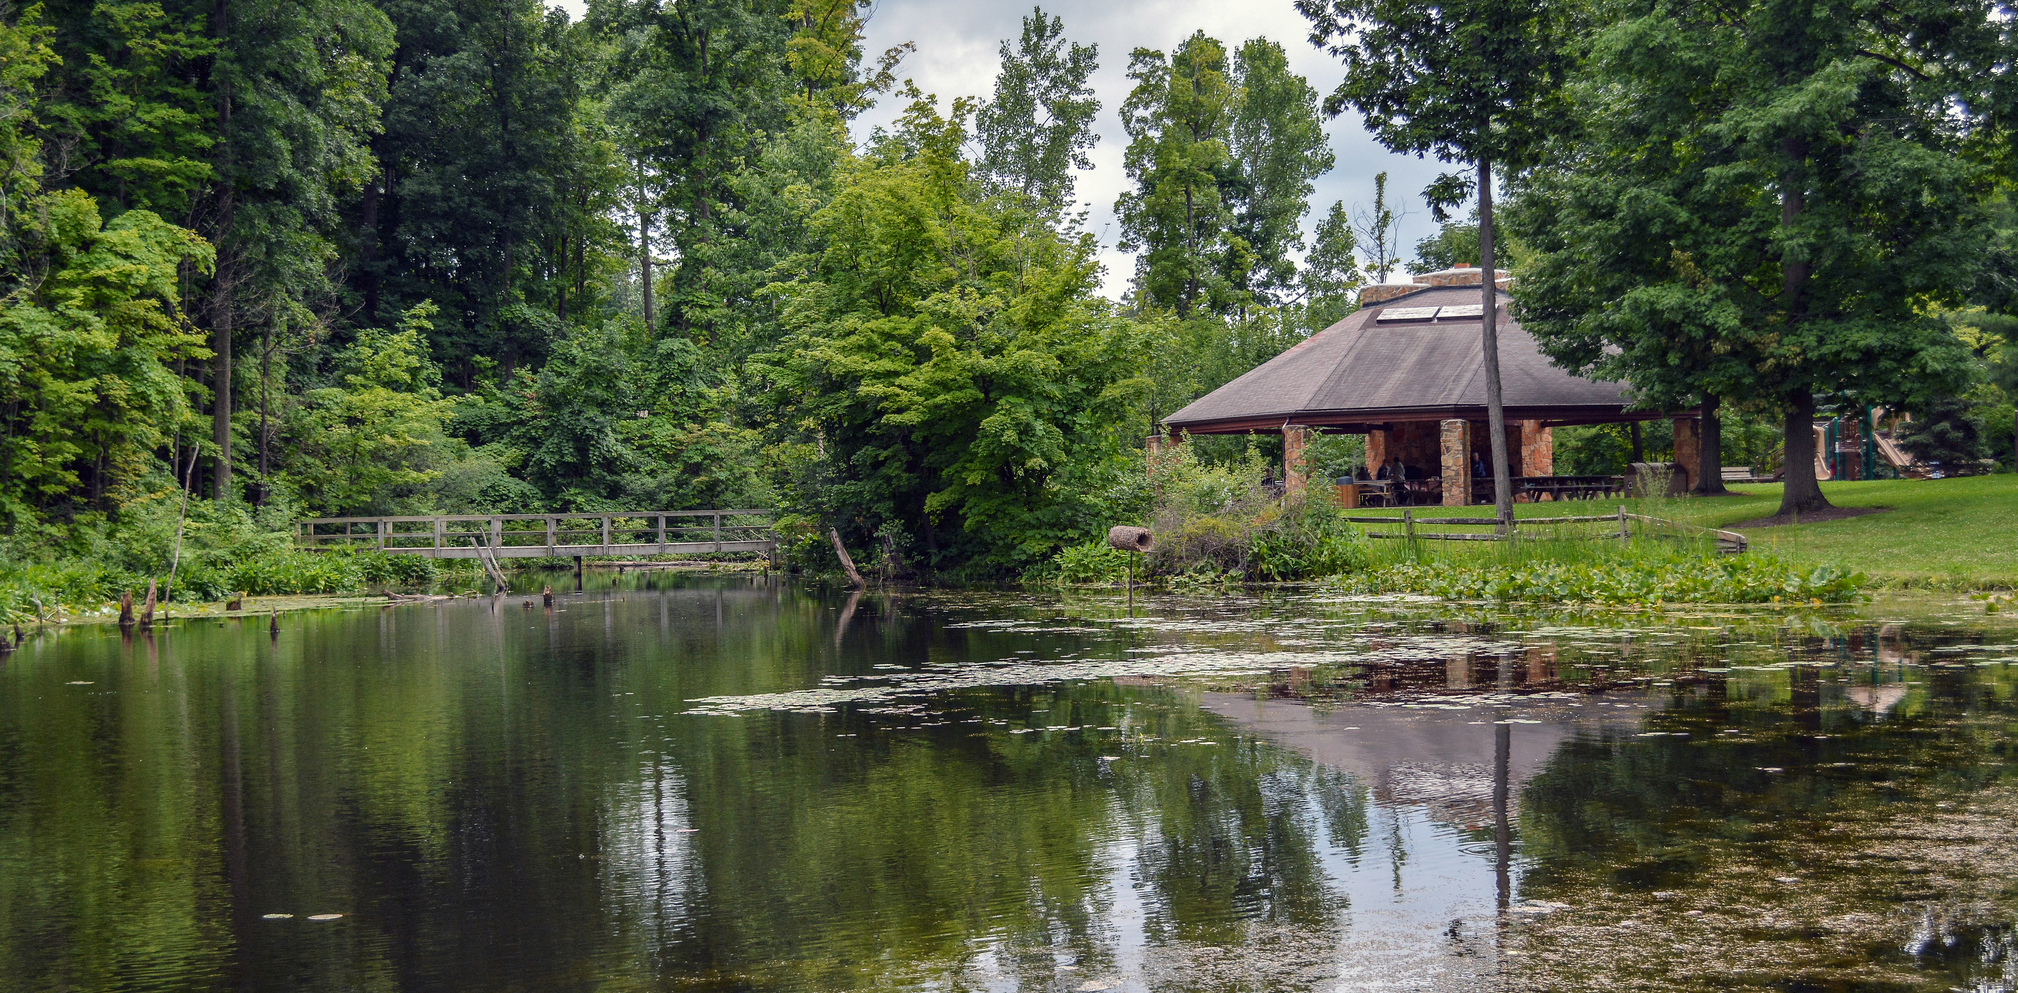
1520, 420, 1554, 476
1672, 416, 1701, 493
1440, 418, 1471, 506
1146, 431, 1182, 474
1283, 424, 1312, 496
1366, 427, 1387, 472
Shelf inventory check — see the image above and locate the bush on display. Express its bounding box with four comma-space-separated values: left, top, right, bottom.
1052, 540, 1134, 585
1329, 546, 1863, 606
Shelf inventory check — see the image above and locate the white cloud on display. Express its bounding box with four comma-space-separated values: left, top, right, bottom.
552, 0, 1455, 298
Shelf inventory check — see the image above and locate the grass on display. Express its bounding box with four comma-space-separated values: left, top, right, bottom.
1390, 474, 2018, 589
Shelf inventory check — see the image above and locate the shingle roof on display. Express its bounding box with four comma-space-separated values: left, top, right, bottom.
1163, 285, 1639, 433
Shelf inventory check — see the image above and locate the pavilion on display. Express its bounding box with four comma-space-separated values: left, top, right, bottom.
1157, 266, 1702, 505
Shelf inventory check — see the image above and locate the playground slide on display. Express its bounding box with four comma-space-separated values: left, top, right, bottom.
1873, 431, 1917, 470
1814, 424, 1832, 480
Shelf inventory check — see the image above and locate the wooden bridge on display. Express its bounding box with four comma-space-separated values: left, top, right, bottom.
296, 511, 776, 559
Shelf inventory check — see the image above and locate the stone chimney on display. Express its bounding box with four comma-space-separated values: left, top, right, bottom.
1356, 266, 1513, 307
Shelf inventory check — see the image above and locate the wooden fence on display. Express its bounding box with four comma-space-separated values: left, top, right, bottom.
295, 511, 776, 559
1347, 507, 1748, 554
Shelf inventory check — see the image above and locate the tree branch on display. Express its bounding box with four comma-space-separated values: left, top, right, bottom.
1856, 48, 1930, 81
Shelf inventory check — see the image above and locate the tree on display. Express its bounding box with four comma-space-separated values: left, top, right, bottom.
1510, 0, 2006, 515
1116, 32, 1236, 317
1224, 37, 1333, 306
0, 190, 212, 519
1298, 200, 1359, 329
1299, 0, 1574, 525
1118, 31, 1333, 317
759, 94, 1153, 574
358, 0, 590, 378
974, 7, 1099, 212
1407, 212, 1478, 274
782, 0, 909, 118
285, 303, 458, 514
203, 0, 395, 502
1351, 171, 1402, 284
595, 0, 796, 342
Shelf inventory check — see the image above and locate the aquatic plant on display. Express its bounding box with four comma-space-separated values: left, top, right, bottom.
1329, 549, 1863, 606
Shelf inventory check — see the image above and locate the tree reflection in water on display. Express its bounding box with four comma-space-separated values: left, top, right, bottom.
0, 579, 2012, 992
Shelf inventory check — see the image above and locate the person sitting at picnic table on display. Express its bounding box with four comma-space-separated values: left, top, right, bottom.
1471, 451, 1488, 478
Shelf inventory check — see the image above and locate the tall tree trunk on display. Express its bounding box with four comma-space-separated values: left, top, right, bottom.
1780, 389, 1827, 515
256, 322, 270, 506
1693, 392, 1728, 495
1775, 135, 1829, 516
1479, 159, 1512, 527
1630, 421, 1644, 463
211, 211, 233, 502
210, 0, 232, 502
638, 166, 654, 330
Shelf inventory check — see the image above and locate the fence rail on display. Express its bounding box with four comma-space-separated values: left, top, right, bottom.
1347, 507, 1748, 554
296, 511, 776, 559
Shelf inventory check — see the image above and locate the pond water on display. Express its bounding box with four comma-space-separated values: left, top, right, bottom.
3, 577, 2016, 992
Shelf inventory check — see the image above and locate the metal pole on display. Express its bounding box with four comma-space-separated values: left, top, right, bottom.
1862, 407, 1878, 481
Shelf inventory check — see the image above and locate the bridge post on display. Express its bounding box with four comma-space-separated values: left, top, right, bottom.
657, 514, 666, 551
601, 516, 611, 548
433, 518, 443, 555
713, 512, 722, 552
491, 517, 502, 553
546, 516, 555, 552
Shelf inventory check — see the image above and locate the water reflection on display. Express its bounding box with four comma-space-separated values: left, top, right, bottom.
0, 579, 2013, 991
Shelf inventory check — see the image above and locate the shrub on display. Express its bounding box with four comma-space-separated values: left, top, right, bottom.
1053, 540, 1134, 585
1330, 547, 1863, 606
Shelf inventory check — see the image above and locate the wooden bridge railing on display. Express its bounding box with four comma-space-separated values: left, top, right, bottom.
296, 510, 775, 559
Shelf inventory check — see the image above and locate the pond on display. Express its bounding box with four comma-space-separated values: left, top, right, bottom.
2, 577, 2016, 992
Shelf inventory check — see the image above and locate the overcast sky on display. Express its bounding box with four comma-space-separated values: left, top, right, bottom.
555, 0, 1454, 297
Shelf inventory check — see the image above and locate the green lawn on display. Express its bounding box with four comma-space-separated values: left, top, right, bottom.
1394, 474, 2018, 588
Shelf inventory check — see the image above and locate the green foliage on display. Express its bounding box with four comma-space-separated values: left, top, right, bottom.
1509, 0, 2005, 516
1296, 0, 1573, 185
1047, 538, 1133, 586
759, 93, 1153, 576
284, 304, 459, 514
1247, 497, 1367, 580
1297, 199, 1360, 328
1137, 442, 1361, 581
1406, 212, 1479, 274
1117, 31, 1333, 316
1331, 548, 1864, 606
457, 318, 771, 511
0, 190, 212, 521
975, 8, 1099, 211
1898, 394, 1989, 469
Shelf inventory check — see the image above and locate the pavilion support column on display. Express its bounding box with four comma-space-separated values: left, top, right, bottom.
1145, 430, 1183, 475
1282, 425, 1312, 497
1366, 427, 1387, 472
1672, 416, 1702, 493
1440, 419, 1471, 506
1520, 420, 1553, 476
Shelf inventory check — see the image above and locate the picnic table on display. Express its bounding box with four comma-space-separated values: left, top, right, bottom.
1468, 475, 1627, 503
